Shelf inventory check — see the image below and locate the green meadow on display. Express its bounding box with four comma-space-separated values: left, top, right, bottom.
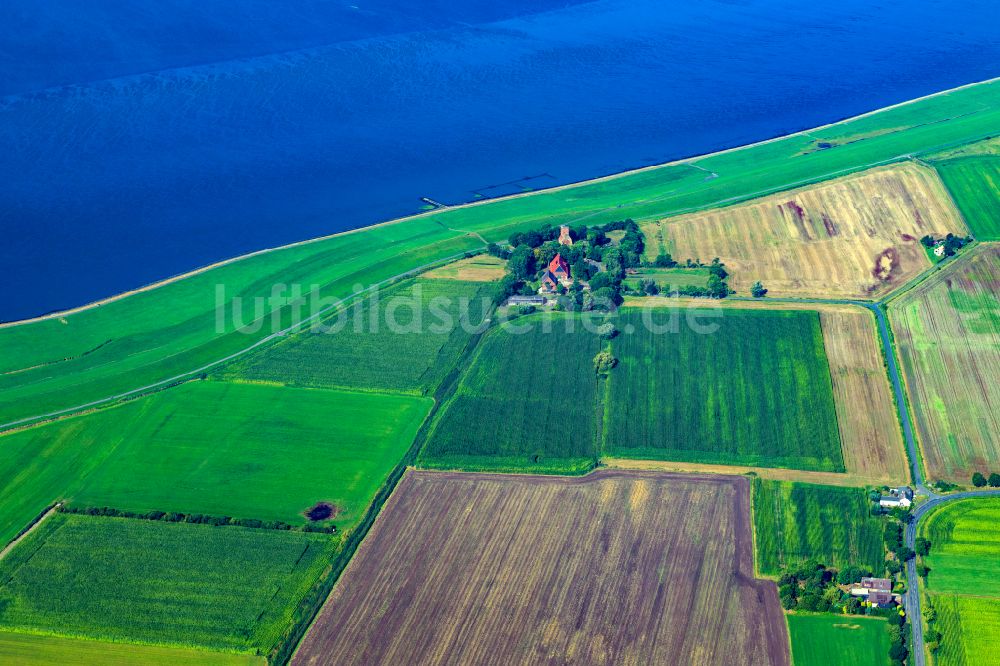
0, 631, 262, 666
419, 314, 604, 474
4, 79, 1000, 429
0, 514, 334, 653
0, 381, 430, 545
931, 155, 1000, 240
929, 594, 1000, 666
622, 267, 710, 291
921, 497, 1000, 596
752, 479, 885, 576
785, 614, 889, 666
224, 279, 492, 395
604, 308, 843, 471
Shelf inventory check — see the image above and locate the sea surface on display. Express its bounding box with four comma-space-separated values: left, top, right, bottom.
2, 0, 999, 320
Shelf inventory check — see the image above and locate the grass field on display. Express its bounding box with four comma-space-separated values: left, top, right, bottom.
3, 80, 1000, 429
928, 594, 1000, 666
888, 245, 1000, 482
920, 498, 1000, 665
0, 514, 335, 653
422, 255, 507, 281
622, 267, 710, 290
604, 308, 844, 471
640, 163, 965, 298
921, 497, 1000, 596
222, 279, 492, 395
931, 155, 1000, 240
0, 631, 262, 665
785, 615, 889, 666
752, 479, 885, 576
294, 470, 789, 666
819, 308, 908, 483
0, 381, 430, 545
419, 315, 604, 474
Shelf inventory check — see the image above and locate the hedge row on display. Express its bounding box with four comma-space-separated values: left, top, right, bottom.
56, 505, 337, 533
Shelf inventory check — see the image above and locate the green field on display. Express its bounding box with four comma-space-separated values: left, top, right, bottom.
0, 514, 334, 653
604, 308, 844, 471
4, 80, 1000, 430
932, 155, 1000, 240
921, 498, 1000, 596
0, 631, 262, 665
929, 594, 1000, 666
223, 279, 492, 395
419, 315, 604, 473
623, 267, 710, 290
786, 614, 889, 666
920, 498, 1000, 665
0, 381, 430, 546
752, 479, 885, 576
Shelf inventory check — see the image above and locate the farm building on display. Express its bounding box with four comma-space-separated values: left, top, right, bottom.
879, 486, 914, 508
505, 295, 548, 307
558, 224, 573, 246
934, 243, 946, 257
851, 578, 897, 608
540, 254, 572, 293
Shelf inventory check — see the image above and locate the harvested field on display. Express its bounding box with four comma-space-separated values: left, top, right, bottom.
819, 308, 907, 483
423, 255, 507, 281
888, 245, 1000, 482
294, 470, 789, 666
640, 163, 965, 298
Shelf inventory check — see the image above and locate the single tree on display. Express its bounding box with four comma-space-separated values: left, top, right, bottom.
989, 472, 1000, 487
973, 472, 987, 487
593, 350, 618, 376
751, 281, 768, 298
915, 537, 931, 557
654, 252, 676, 268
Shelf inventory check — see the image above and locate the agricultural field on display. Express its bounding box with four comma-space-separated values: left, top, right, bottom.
921, 498, 1000, 665
419, 314, 604, 474
920, 497, 1000, 596
622, 267, 710, 291
888, 245, 1000, 482
931, 154, 1000, 240
294, 470, 789, 666
0, 632, 262, 666
785, 615, 889, 666
223, 279, 492, 395
0, 514, 335, 653
422, 254, 507, 281
604, 308, 844, 471
0, 381, 429, 544
818, 308, 908, 483
752, 479, 885, 576
927, 595, 1000, 666
640, 163, 966, 299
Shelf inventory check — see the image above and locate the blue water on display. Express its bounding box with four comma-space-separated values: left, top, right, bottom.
2, 0, 999, 321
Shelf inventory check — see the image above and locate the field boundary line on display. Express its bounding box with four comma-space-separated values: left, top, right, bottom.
601, 458, 875, 488
0, 502, 60, 561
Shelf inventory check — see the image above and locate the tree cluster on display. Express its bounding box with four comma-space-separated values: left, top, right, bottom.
56, 504, 337, 533
972, 471, 1000, 487
778, 560, 865, 614
920, 233, 974, 257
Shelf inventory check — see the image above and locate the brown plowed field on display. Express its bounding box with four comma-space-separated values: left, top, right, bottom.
294, 470, 789, 666
640, 163, 965, 299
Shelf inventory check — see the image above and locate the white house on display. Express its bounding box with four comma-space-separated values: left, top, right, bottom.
879, 486, 914, 508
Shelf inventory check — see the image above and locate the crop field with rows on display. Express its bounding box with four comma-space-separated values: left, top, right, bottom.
223, 279, 493, 395
889, 245, 1000, 482
752, 479, 885, 576
932, 155, 1000, 240
295, 470, 789, 666
419, 314, 604, 474
0, 514, 335, 653
604, 308, 844, 471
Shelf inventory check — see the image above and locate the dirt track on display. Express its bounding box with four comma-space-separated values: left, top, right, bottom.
294, 469, 789, 666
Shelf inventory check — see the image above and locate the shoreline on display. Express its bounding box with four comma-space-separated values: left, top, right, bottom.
5, 74, 999, 330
